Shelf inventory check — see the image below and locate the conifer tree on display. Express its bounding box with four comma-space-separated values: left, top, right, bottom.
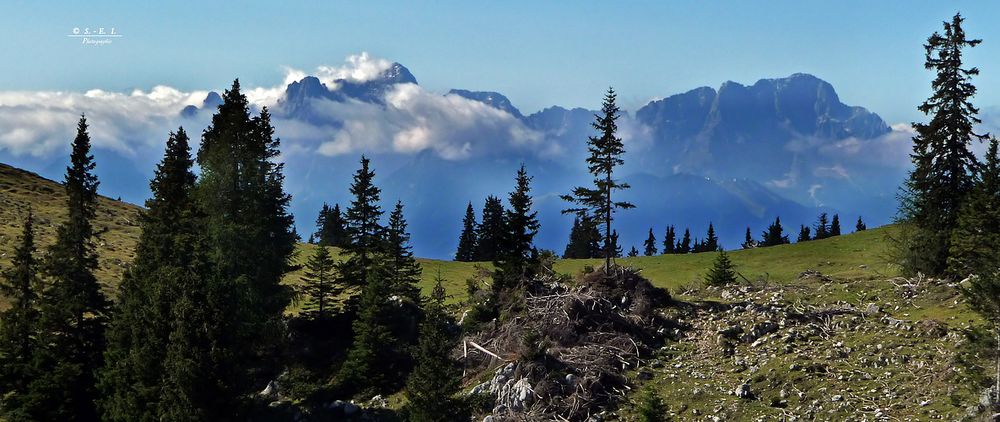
404, 277, 467, 422
607, 230, 623, 258
494, 164, 540, 294
300, 244, 339, 319
627, 245, 639, 258
315, 203, 349, 247
30, 116, 110, 420
950, 137, 1000, 276
636, 387, 668, 422
563, 216, 583, 259
677, 228, 692, 254
705, 250, 738, 286
195, 80, 296, 406
340, 156, 385, 290
338, 261, 403, 396
797, 225, 812, 242
704, 223, 719, 252
582, 215, 603, 258
813, 213, 830, 240
900, 13, 987, 276
455, 202, 479, 262
741, 226, 757, 249
643, 228, 657, 256
564, 215, 599, 259
100, 128, 217, 421
562, 88, 635, 271
0, 211, 39, 418
662, 226, 676, 254
830, 214, 841, 236
856, 216, 867, 232
760, 217, 790, 247
475, 196, 505, 261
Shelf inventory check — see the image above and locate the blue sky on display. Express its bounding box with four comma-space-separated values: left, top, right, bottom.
2, 1, 1000, 123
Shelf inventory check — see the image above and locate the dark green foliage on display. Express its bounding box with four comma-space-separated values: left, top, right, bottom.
385, 201, 422, 303
315, 203, 350, 248
608, 230, 623, 258
830, 214, 841, 236
662, 226, 676, 254
643, 228, 657, 256
628, 246, 639, 258
636, 387, 669, 422
455, 202, 478, 262
561, 88, 634, 270
564, 215, 603, 259
704, 223, 719, 252
950, 137, 1000, 276
25, 116, 110, 421
563, 216, 585, 259
338, 261, 405, 397
493, 165, 540, 295
797, 225, 812, 242
677, 228, 692, 254
760, 217, 790, 247
741, 226, 757, 249
195, 80, 296, 408
856, 216, 867, 232
0, 212, 39, 418
339, 156, 385, 292
898, 13, 986, 276
474, 196, 505, 262
403, 278, 467, 422
813, 213, 830, 240
705, 250, 738, 286
299, 244, 340, 319
100, 128, 215, 421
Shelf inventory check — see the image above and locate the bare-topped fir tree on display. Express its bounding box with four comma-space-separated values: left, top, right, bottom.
561, 88, 635, 272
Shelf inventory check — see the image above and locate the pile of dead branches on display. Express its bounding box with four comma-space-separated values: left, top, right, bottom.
463, 266, 672, 420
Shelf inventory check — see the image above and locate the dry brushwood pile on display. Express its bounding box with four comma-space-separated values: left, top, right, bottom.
464, 266, 674, 420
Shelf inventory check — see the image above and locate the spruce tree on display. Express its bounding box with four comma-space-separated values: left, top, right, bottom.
563, 216, 583, 259
608, 230, 623, 258
315, 203, 350, 248
643, 228, 657, 256
300, 244, 339, 319
662, 226, 676, 254
636, 387, 668, 422
813, 213, 830, 240
830, 214, 841, 237
100, 128, 211, 421
797, 225, 812, 242
760, 217, 790, 247
627, 246, 639, 258
494, 164, 540, 294
741, 226, 756, 249
677, 228, 692, 254
0, 211, 39, 419
583, 215, 603, 258
338, 261, 403, 396
339, 156, 385, 291
195, 80, 296, 407
30, 116, 109, 420
900, 13, 986, 276
385, 201, 422, 303
705, 222, 719, 252
474, 196, 505, 261
403, 277, 467, 422
950, 137, 1000, 276
561, 88, 635, 271
455, 202, 479, 262
856, 216, 867, 232
705, 250, 738, 286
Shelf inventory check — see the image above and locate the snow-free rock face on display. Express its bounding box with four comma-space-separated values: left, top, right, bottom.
447, 89, 524, 119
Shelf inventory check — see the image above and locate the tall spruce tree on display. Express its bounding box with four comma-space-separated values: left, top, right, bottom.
0, 211, 39, 418
761, 217, 790, 247
474, 196, 505, 262
582, 215, 603, 258
338, 261, 403, 396
643, 228, 657, 256
797, 225, 812, 242
950, 137, 1000, 276
662, 226, 676, 254
563, 216, 590, 259
608, 230, 623, 258
385, 201, 422, 303
741, 226, 757, 249
403, 277, 467, 422
455, 202, 479, 262
315, 203, 350, 247
561, 88, 635, 271
100, 128, 211, 421
677, 228, 692, 254
900, 13, 987, 276
494, 165, 540, 294
300, 244, 339, 319
30, 116, 110, 420
705, 223, 719, 252
830, 214, 842, 236
627, 246, 639, 258
813, 213, 830, 240
856, 216, 867, 232
195, 80, 296, 407
340, 156, 385, 291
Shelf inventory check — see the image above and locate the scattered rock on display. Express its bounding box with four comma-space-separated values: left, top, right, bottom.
734, 383, 753, 399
